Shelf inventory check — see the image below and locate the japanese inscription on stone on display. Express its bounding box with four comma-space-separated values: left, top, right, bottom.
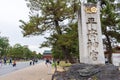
86, 17, 98, 61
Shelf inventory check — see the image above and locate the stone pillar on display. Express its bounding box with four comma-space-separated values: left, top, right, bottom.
78, 2, 105, 64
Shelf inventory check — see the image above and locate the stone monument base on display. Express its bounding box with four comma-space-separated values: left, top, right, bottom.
54, 63, 120, 80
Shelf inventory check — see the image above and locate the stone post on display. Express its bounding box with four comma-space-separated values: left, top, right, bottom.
78, 2, 105, 64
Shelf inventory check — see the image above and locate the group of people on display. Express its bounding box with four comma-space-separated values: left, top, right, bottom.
29, 59, 38, 65
45, 58, 60, 66
0, 57, 16, 67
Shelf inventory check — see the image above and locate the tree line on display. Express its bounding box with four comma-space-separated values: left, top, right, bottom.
0, 36, 42, 60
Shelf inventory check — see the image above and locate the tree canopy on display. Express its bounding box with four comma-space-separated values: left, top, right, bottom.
20, 0, 80, 63
0, 36, 9, 57
0, 35, 41, 60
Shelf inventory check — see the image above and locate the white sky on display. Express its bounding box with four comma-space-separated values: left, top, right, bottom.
0, 0, 51, 54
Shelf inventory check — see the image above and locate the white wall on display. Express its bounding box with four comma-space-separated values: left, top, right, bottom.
112, 53, 120, 66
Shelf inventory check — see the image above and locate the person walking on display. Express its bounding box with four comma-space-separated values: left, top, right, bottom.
3, 57, 7, 65
0, 59, 2, 67
9, 58, 12, 65
29, 59, 32, 65
105, 56, 108, 64
13, 59, 16, 67
45, 58, 52, 74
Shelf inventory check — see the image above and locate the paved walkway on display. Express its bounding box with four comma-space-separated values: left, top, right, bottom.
0, 62, 55, 80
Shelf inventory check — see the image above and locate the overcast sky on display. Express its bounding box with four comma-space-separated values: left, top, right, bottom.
0, 0, 50, 54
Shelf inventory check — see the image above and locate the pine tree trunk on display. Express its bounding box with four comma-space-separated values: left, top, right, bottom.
54, 19, 75, 63
62, 46, 75, 63
105, 34, 113, 64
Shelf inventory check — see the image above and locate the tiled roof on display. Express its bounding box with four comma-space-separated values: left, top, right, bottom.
43, 50, 52, 55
